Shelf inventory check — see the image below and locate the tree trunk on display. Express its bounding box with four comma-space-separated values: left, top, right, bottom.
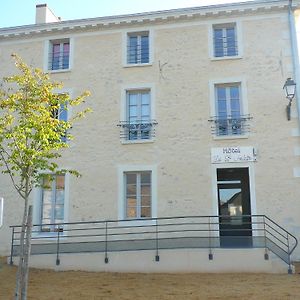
21, 205, 33, 300
14, 198, 28, 300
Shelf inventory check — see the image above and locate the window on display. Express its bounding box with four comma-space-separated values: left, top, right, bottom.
126, 90, 151, 140
51, 101, 68, 142
213, 23, 237, 57
125, 172, 151, 219
40, 174, 65, 232
215, 84, 242, 136
127, 32, 149, 64
48, 39, 70, 70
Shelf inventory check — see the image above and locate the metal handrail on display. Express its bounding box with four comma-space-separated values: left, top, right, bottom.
10, 214, 298, 269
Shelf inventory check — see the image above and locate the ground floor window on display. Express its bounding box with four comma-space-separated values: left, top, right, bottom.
40, 174, 65, 232
125, 171, 151, 219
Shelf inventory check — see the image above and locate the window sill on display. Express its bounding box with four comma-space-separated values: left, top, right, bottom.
47, 68, 71, 74
213, 134, 249, 140
123, 63, 153, 68
210, 56, 242, 61
121, 139, 154, 145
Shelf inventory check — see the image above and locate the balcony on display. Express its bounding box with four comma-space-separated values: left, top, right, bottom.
118, 120, 157, 141
209, 115, 252, 137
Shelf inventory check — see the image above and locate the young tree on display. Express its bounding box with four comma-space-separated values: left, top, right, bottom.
0, 54, 91, 300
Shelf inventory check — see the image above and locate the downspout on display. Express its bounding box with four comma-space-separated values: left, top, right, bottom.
288, 0, 300, 130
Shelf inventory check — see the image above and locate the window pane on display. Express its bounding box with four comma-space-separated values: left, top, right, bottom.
141, 105, 150, 118
42, 204, 52, 220
127, 207, 137, 218
55, 205, 64, 220
127, 197, 137, 207
141, 196, 151, 207
141, 35, 149, 63
56, 175, 65, 189
42, 190, 52, 205
128, 93, 138, 105
56, 190, 64, 204
59, 105, 68, 122
141, 92, 150, 105
129, 106, 138, 118
52, 44, 61, 70
60, 43, 70, 69
141, 207, 151, 218
126, 183, 136, 195
128, 36, 138, 64
126, 174, 136, 184
230, 86, 239, 99
217, 87, 226, 100
141, 185, 151, 196
141, 172, 151, 184
217, 100, 227, 114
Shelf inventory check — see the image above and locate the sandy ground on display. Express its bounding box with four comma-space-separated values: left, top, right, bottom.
1, 257, 300, 300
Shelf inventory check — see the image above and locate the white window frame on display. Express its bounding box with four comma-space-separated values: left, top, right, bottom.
32, 171, 70, 236
209, 77, 248, 140
122, 29, 153, 67
124, 171, 152, 219
209, 20, 243, 61
118, 165, 157, 225
44, 37, 74, 73
120, 84, 156, 144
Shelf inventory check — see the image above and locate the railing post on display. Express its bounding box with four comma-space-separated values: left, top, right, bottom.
155, 219, 159, 262
104, 221, 109, 263
263, 216, 269, 260
10, 227, 15, 265
208, 217, 213, 260
287, 233, 292, 274
56, 227, 61, 266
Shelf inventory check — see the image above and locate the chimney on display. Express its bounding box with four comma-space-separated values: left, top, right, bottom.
35, 4, 61, 24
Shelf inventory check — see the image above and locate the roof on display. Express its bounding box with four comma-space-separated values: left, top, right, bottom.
0, 0, 298, 39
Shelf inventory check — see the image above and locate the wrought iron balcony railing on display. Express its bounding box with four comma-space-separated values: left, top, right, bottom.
118, 120, 157, 141
209, 115, 252, 136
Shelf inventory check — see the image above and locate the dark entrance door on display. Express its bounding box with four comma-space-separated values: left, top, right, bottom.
217, 168, 252, 247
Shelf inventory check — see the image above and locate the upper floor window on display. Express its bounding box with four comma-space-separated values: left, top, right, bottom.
40, 174, 65, 232
127, 32, 149, 64
125, 171, 151, 219
48, 39, 70, 71
213, 23, 238, 58
118, 89, 157, 141
210, 83, 250, 136
51, 101, 68, 142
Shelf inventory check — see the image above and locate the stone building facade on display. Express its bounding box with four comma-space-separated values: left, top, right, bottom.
0, 0, 300, 272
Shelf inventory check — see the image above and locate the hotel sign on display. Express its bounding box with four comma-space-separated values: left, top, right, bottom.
211, 147, 257, 164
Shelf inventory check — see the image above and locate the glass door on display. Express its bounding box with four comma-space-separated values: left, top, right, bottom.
217, 168, 252, 247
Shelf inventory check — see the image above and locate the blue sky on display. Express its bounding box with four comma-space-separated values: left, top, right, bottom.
0, 0, 252, 28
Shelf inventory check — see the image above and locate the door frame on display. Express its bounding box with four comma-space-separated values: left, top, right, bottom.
211, 163, 257, 237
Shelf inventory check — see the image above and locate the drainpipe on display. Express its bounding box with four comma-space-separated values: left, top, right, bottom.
288, 0, 300, 130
